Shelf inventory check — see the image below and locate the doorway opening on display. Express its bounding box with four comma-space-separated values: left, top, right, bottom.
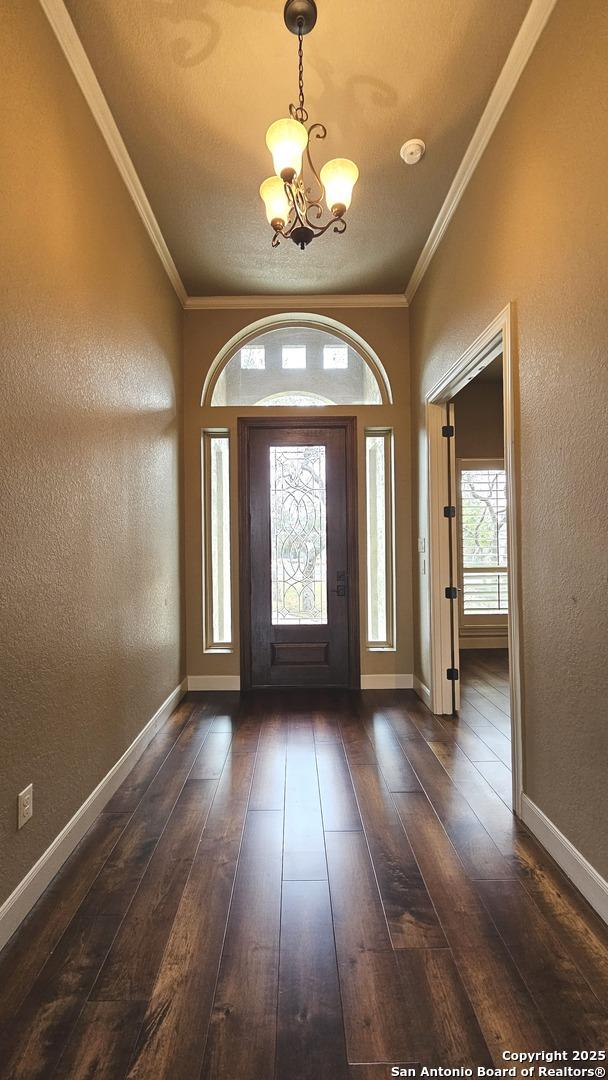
425, 305, 522, 813
238, 416, 360, 690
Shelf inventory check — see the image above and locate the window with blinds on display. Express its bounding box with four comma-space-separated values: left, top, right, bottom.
458, 462, 508, 615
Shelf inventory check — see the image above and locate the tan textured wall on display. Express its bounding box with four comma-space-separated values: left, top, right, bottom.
183, 308, 412, 681
454, 380, 504, 460
410, 0, 608, 874
0, 4, 184, 903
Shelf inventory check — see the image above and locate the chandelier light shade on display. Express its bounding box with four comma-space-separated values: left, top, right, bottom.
266, 118, 309, 182
259, 176, 291, 227
319, 158, 359, 215
260, 0, 359, 250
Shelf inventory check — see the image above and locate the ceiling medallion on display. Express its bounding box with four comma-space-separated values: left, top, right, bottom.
259, 0, 359, 251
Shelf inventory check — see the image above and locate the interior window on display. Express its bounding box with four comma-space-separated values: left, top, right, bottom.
282, 346, 307, 369
458, 462, 508, 615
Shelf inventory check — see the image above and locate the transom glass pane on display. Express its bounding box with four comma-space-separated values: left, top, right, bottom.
282, 347, 306, 369
240, 347, 265, 369
269, 445, 327, 625
323, 345, 348, 369
210, 325, 383, 405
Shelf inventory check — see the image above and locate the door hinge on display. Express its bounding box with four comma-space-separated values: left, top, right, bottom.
441, 424, 455, 438
444, 586, 458, 600
443, 505, 456, 518
446, 667, 459, 682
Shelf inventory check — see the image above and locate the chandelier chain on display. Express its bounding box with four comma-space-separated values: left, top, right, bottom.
297, 21, 305, 117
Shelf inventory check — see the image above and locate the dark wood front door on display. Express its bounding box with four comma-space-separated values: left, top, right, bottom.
239, 417, 359, 689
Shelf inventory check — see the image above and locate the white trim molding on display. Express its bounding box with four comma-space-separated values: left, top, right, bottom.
404, 0, 558, 304
39, 0, 187, 306
425, 304, 523, 817
360, 674, 413, 690
413, 676, 432, 707
521, 796, 608, 925
188, 675, 241, 691
0, 679, 187, 953
185, 294, 407, 310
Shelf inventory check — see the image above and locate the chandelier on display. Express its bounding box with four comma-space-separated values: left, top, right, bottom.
259, 0, 359, 250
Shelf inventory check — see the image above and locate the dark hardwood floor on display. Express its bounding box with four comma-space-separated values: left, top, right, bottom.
1, 682, 607, 1078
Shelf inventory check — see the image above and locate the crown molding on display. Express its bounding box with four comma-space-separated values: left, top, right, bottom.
404, 0, 558, 305
39, 0, 188, 306
185, 294, 408, 310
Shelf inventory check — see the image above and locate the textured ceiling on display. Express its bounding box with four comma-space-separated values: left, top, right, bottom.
65, 0, 530, 296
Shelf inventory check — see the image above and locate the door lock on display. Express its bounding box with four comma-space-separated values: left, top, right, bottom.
332, 570, 347, 597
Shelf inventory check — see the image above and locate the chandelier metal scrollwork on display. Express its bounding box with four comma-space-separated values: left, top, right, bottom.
260, 0, 359, 250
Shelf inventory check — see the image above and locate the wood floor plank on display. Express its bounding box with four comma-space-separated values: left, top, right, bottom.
325, 830, 420, 1063
91, 778, 218, 1002
316, 743, 362, 831
54, 1000, 146, 1079
464, 723, 512, 766
80, 707, 216, 917
510, 831, 608, 1006
478, 879, 608, 1047
436, 716, 500, 762
360, 712, 421, 792
127, 751, 256, 1080
190, 730, 233, 780
474, 759, 513, 806
283, 723, 327, 880
276, 880, 349, 1079
201, 810, 284, 1080
312, 711, 343, 743
426, 736, 484, 781
460, 688, 511, 730
401, 738, 514, 879
0, 812, 129, 1033
349, 765, 446, 948
399, 695, 447, 741
393, 948, 491, 1067
338, 699, 378, 765
0, 914, 119, 1080
249, 718, 287, 812
393, 792, 555, 1060
104, 699, 195, 813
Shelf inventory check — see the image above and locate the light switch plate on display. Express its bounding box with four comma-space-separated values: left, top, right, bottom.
18, 784, 33, 829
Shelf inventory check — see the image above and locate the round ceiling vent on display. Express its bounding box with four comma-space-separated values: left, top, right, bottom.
400, 138, 426, 165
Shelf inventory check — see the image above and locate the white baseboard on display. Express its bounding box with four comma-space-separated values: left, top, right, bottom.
187, 675, 241, 691
413, 676, 432, 707
521, 794, 608, 924
0, 678, 187, 953
360, 674, 413, 690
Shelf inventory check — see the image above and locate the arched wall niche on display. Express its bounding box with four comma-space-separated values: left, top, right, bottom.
200, 312, 394, 407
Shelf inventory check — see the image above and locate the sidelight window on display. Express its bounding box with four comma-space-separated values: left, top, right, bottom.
202, 431, 232, 650
365, 429, 395, 649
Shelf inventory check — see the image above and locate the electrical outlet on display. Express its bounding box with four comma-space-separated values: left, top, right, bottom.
18, 784, 33, 829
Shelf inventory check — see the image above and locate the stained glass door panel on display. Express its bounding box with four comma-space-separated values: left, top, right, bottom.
269, 445, 327, 625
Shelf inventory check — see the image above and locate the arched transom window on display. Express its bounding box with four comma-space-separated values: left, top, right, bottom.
204, 316, 391, 407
